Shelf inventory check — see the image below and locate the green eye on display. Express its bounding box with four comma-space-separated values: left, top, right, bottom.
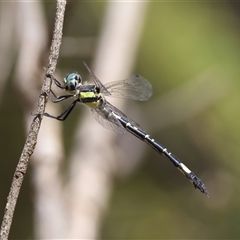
64, 73, 82, 91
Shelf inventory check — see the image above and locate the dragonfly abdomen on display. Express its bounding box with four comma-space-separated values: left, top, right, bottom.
115, 114, 209, 196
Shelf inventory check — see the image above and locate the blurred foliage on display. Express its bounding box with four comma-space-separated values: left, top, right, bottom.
1, 1, 240, 239
102, 2, 240, 239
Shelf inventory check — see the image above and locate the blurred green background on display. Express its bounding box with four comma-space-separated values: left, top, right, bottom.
1, 1, 240, 239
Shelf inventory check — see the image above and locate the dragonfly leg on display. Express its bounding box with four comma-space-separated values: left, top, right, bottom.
43, 99, 79, 121
31, 90, 69, 118
44, 74, 74, 103
48, 90, 74, 103
46, 73, 66, 90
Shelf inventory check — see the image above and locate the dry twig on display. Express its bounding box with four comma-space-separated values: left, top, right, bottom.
0, 1, 66, 239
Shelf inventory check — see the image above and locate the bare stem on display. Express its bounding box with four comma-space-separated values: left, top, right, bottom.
0, 1, 66, 239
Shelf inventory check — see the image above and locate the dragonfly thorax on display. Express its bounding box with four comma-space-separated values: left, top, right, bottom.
64, 73, 82, 92
78, 84, 102, 109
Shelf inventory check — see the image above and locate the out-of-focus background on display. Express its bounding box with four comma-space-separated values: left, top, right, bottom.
0, 1, 240, 239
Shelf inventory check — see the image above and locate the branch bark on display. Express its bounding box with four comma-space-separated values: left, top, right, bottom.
0, 1, 66, 239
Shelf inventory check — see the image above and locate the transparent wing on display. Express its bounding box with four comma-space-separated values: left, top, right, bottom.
91, 101, 126, 134
83, 62, 110, 94
102, 74, 152, 101
83, 62, 152, 101
91, 100, 143, 134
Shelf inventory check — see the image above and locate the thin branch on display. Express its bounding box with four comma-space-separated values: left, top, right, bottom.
0, 1, 66, 239
13, 2, 66, 238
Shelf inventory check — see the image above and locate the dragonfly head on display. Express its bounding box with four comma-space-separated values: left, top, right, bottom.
64, 73, 82, 91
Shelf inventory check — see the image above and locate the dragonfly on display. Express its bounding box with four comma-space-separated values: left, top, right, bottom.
43, 62, 209, 196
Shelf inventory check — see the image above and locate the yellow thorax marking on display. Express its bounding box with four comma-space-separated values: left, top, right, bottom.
79, 91, 100, 109
80, 91, 96, 99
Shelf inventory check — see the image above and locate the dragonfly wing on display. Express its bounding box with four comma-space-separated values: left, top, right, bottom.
104, 101, 143, 129
102, 74, 152, 101
83, 62, 110, 95
91, 104, 126, 134
91, 100, 144, 134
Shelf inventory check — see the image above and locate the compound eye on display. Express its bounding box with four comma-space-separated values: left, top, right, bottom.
75, 74, 82, 84
64, 73, 82, 91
